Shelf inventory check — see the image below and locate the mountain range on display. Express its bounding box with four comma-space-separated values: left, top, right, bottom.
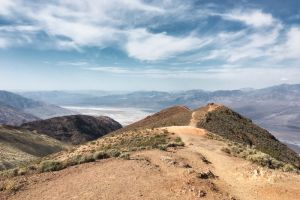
19, 84, 300, 152
0, 90, 77, 125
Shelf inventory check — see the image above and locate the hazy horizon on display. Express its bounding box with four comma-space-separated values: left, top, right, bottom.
4, 83, 300, 93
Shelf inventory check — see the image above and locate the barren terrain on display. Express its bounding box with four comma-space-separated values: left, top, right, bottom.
1, 106, 300, 200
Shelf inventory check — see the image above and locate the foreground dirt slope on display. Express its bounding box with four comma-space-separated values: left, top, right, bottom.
3, 126, 300, 200
164, 126, 300, 200
6, 149, 231, 200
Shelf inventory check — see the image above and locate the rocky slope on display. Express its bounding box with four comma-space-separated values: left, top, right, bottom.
21, 115, 122, 145
0, 125, 66, 170
194, 104, 300, 168
0, 103, 39, 126
0, 90, 76, 123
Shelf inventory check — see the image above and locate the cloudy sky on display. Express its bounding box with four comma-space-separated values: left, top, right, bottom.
0, 0, 299, 91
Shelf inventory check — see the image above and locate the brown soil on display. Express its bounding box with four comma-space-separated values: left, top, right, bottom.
1, 104, 300, 200
164, 126, 300, 200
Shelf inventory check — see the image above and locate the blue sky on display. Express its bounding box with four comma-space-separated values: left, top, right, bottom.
0, 0, 300, 91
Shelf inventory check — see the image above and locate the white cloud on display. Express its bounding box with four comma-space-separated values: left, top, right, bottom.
220, 9, 276, 28
0, 0, 16, 16
284, 27, 300, 58
125, 29, 209, 61
0, 0, 299, 66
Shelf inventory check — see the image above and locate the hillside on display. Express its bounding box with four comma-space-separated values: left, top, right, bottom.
0, 90, 76, 122
194, 104, 300, 168
29, 84, 300, 152
0, 103, 39, 126
0, 125, 66, 171
111, 103, 300, 168
21, 115, 122, 145
113, 105, 191, 134
0, 104, 299, 200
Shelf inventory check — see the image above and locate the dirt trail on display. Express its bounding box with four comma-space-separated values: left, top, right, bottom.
163, 126, 300, 200
5, 149, 230, 200
2, 121, 300, 200
189, 103, 221, 127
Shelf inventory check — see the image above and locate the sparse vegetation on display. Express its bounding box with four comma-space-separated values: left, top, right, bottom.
199, 107, 300, 169
221, 140, 298, 172
0, 179, 23, 192
39, 160, 65, 172
0, 128, 183, 177
0, 126, 67, 171
119, 153, 130, 160
93, 151, 110, 160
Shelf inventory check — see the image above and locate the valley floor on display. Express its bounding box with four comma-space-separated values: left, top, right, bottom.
2, 125, 300, 200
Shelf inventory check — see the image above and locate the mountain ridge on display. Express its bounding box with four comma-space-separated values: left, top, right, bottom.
21, 115, 123, 145
0, 90, 77, 125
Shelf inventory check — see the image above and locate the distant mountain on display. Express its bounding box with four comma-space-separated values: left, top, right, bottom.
0, 125, 66, 170
0, 103, 39, 125
19, 90, 126, 106
0, 90, 77, 124
16, 84, 300, 152
21, 115, 122, 145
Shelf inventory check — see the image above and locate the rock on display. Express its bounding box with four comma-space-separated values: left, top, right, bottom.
196, 170, 217, 179
197, 190, 206, 198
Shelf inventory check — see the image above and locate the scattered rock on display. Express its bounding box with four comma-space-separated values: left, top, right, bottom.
160, 156, 176, 165
196, 170, 217, 179
199, 155, 211, 164
197, 190, 206, 198
178, 162, 192, 168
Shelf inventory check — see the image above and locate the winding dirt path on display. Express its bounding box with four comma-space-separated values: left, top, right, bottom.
163, 126, 300, 200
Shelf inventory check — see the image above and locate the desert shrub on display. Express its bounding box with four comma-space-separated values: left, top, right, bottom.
93, 151, 110, 160
163, 129, 169, 134
0, 179, 22, 192
175, 137, 182, 143
17, 167, 28, 176
119, 153, 130, 160
76, 154, 95, 164
158, 144, 168, 151
167, 141, 184, 147
221, 142, 298, 171
106, 149, 121, 157
39, 160, 64, 172
282, 164, 297, 172
0, 168, 18, 178
221, 147, 231, 154
67, 154, 95, 166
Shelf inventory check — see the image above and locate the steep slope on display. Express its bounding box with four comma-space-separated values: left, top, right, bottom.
0, 90, 76, 121
0, 125, 66, 170
0, 103, 39, 126
194, 104, 300, 168
21, 115, 122, 145
112, 106, 191, 134
112, 103, 300, 168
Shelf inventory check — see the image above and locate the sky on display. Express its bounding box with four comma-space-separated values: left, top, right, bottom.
0, 0, 300, 91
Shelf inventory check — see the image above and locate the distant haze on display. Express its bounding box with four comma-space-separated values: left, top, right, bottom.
19, 84, 300, 153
